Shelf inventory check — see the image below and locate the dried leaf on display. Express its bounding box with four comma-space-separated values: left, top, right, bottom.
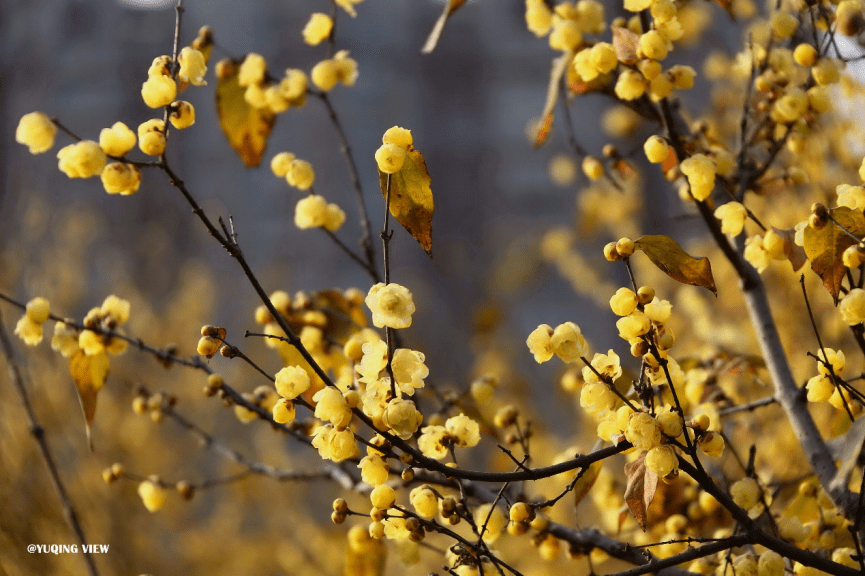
617, 505, 630, 534
612, 158, 636, 181
660, 146, 678, 173
712, 0, 735, 17
612, 26, 640, 65
803, 207, 865, 302
635, 235, 717, 295
421, 0, 467, 54
345, 528, 386, 576
566, 64, 610, 95
573, 460, 603, 509
770, 226, 807, 272
70, 350, 110, 449
215, 57, 276, 167
623, 452, 659, 531
379, 149, 434, 256
535, 51, 573, 147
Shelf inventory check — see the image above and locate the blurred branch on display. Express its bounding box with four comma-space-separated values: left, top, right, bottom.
0, 293, 311, 444
312, 90, 380, 282
0, 309, 100, 576
546, 522, 708, 576
717, 396, 776, 416
140, 385, 357, 489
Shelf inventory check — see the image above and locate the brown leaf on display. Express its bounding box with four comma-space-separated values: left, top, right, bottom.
660, 146, 678, 173
635, 235, 717, 295
803, 207, 865, 302
345, 528, 386, 576
712, 0, 736, 17
612, 158, 636, 181
573, 460, 603, 509
623, 452, 659, 532
535, 51, 573, 147
70, 349, 110, 449
215, 57, 276, 167
379, 149, 434, 256
421, 0, 467, 54
612, 26, 640, 65
618, 505, 630, 534
770, 226, 807, 272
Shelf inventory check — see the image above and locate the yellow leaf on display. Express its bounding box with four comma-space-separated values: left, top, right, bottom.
70, 349, 110, 449
803, 206, 865, 302
215, 58, 275, 167
379, 149, 434, 256
345, 526, 386, 576
421, 0, 468, 54
573, 460, 603, 509
635, 235, 717, 295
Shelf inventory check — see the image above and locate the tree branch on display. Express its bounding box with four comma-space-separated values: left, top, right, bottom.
0, 310, 100, 576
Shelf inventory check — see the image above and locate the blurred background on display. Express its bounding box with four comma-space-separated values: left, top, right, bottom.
0, 0, 703, 574
4, 0, 856, 574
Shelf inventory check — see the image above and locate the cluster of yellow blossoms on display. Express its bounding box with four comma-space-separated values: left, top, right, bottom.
268, 151, 347, 232
527, 266, 726, 480
16, 43, 206, 196
233, 53, 308, 113
374, 126, 414, 174
14, 293, 131, 392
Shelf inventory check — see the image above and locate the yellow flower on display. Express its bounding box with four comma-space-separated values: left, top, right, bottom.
358, 453, 389, 486
99, 122, 137, 157
335, 0, 364, 17
365, 283, 415, 329
445, 413, 480, 448
57, 141, 107, 178
382, 398, 422, 439
14, 315, 43, 346
550, 322, 588, 362
274, 365, 310, 399
714, 202, 747, 236
526, 324, 554, 363
418, 425, 449, 459
391, 349, 428, 395
51, 322, 80, 356
303, 13, 333, 46
178, 46, 207, 86
138, 479, 167, 512
313, 386, 352, 427
16, 112, 57, 154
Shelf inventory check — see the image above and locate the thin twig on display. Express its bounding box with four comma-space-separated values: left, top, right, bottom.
717, 396, 776, 416
313, 91, 379, 281
143, 386, 356, 488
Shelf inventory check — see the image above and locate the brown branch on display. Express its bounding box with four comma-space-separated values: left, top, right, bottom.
146, 388, 356, 489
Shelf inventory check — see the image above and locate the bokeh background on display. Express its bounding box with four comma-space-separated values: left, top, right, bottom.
4, 0, 865, 574
0, 1, 719, 574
